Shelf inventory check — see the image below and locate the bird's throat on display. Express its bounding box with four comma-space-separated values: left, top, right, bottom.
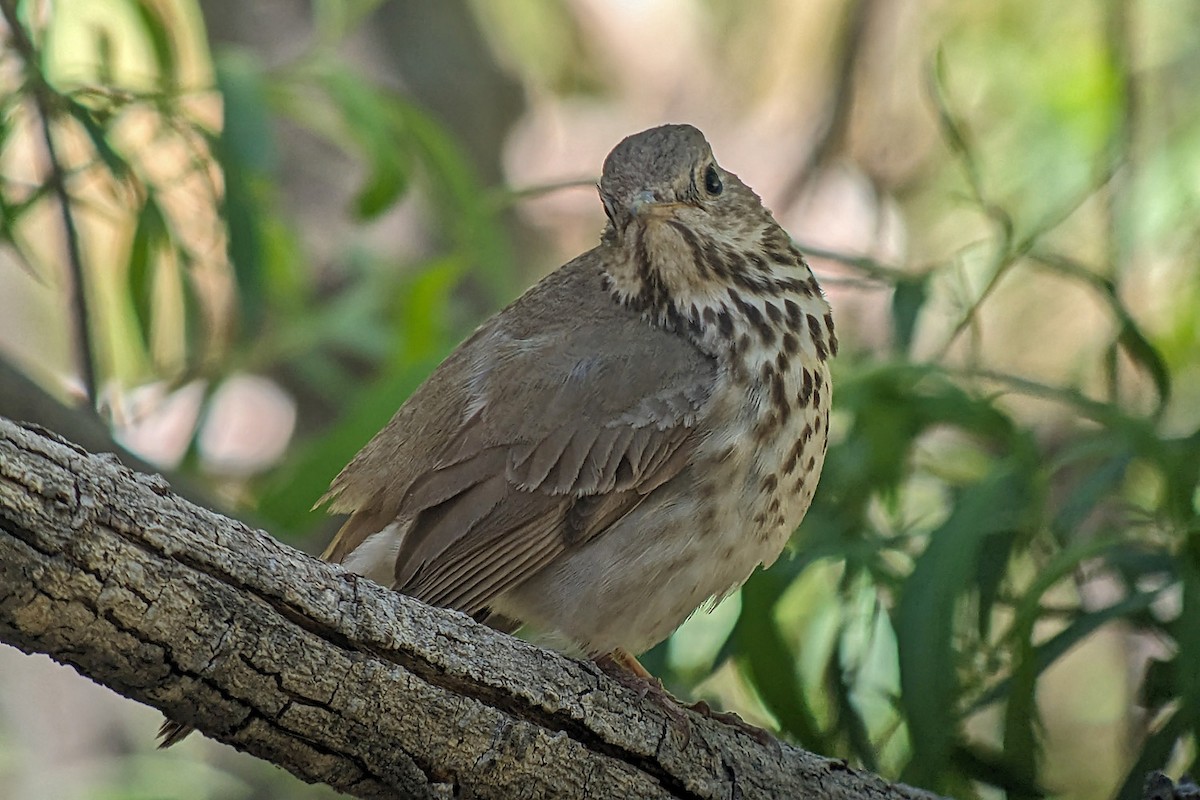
603, 220, 837, 368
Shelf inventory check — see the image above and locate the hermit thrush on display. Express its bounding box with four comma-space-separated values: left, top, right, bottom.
160, 123, 834, 746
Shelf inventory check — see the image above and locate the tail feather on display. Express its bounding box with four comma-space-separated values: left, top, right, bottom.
157, 719, 195, 748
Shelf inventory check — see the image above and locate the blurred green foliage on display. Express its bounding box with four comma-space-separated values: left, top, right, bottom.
2, 1, 1199, 799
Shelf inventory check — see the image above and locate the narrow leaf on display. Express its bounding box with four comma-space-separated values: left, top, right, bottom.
127, 195, 167, 348
130, 0, 178, 90
1116, 313, 1171, 410
214, 51, 275, 334
891, 276, 927, 355
734, 573, 826, 751
320, 68, 410, 219
896, 462, 1031, 790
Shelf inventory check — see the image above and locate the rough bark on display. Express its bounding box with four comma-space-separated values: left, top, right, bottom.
0, 415, 944, 800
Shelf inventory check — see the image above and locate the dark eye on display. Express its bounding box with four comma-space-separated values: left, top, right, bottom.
703, 165, 723, 196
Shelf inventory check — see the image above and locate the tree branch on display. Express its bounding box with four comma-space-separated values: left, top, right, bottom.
0, 414, 944, 800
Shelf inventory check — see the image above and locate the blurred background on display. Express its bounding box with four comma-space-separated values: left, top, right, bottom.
1, 0, 1199, 797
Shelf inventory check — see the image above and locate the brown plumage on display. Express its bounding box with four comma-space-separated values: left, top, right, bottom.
159, 123, 834, 747
322, 123, 835, 655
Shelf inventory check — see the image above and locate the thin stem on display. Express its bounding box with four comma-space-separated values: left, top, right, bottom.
792, 241, 907, 282
778, 0, 881, 209
487, 177, 598, 211
1, 0, 98, 407
1102, 0, 1139, 406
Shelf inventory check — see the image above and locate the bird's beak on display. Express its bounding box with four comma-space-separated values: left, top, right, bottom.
629, 190, 686, 219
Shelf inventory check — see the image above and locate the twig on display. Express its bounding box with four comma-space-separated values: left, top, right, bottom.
487, 176, 598, 210
778, 0, 881, 209
925, 49, 1124, 363
950, 366, 1123, 425
1, 1, 98, 407
794, 241, 907, 282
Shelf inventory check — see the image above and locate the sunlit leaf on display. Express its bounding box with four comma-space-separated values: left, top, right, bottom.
129, 0, 178, 90
832, 634, 879, 772
65, 99, 129, 178
392, 256, 466, 364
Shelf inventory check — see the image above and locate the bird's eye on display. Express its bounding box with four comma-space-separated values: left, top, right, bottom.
703, 164, 723, 196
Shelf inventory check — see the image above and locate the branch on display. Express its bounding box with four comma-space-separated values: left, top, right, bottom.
0, 415, 944, 800
777, 0, 881, 209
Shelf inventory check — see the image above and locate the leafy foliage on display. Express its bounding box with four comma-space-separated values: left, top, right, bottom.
2, 1, 1199, 799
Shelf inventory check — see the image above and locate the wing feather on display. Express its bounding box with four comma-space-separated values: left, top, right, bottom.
321, 258, 716, 618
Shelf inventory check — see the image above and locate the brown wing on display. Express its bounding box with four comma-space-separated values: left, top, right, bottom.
319, 257, 715, 616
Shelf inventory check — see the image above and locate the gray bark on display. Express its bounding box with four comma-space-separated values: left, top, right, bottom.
0, 414, 943, 800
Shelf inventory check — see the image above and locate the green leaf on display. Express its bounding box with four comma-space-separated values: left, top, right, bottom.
396, 102, 514, 299
319, 67, 410, 219
949, 743, 1044, 797
1051, 449, 1131, 543
971, 588, 1160, 712
179, 252, 208, 370
312, 0, 387, 48
1103, 543, 1176, 587
1160, 430, 1200, 527
215, 52, 276, 173
214, 50, 276, 335
1117, 563, 1200, 798
1003, 613, 1041, 800
833, 363, 1016, 494
127, 195, 167, 349
975, 529, 1015, 639
129, 0, 178, 90
891, 276, 927, 355
733, 572, 826, 751
1115, 311, 1171, 411
392, 256, 466, 364
896, 462, 1032, 791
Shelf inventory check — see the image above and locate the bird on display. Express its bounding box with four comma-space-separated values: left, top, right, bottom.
159, 123, 835, 747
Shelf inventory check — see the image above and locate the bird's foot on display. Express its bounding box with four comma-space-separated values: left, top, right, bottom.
593, 648, 779, 749
686, 699, 780, 750
594, 650, 693, 744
